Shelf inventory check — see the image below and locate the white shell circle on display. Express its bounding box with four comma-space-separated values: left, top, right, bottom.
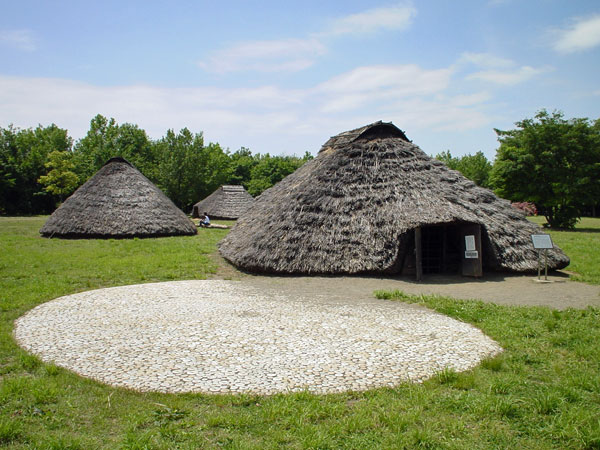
14, 280, 501, 394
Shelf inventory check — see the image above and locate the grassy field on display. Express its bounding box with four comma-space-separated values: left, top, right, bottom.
1, 216, 599, 449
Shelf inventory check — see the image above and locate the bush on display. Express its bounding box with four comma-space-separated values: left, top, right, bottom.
511, 202, 537, 216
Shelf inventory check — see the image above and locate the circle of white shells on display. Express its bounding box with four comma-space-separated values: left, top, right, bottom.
14, 280, 501, 395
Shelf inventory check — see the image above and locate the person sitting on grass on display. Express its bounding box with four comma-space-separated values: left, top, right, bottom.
200, 212, 210, 227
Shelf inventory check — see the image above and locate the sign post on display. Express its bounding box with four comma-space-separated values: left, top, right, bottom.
531, 234, 553, 281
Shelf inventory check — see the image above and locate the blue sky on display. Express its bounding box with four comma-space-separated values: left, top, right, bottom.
1, 0, 599, 159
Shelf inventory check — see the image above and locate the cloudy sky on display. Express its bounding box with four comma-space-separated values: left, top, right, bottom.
1, 0, 599, 158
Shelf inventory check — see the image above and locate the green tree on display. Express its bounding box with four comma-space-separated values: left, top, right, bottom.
38, 150, 79, 202
228, 147, 258, 186
0, 126, 18, 214
0, 124, 72, 214
199, 142, 233, 199
245, 153, 311, 197
154, 129, 232, 211
435, 150, 492, 188
435, 150, 460, 171
458, 151, 493, 188
73, 115, 155, 182
491, 109, 600, 228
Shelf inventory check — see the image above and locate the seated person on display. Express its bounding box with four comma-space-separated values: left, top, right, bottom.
201, 212, 210, 227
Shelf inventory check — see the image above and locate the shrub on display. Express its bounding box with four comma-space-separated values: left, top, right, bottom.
511, 202, 537, 216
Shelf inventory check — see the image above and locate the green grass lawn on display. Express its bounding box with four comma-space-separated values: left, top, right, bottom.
1, 216, 599, 449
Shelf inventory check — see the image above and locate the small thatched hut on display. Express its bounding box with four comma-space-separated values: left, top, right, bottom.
192, 185, 254, 219
40, 157, 197, 238
219, 121, 569, 277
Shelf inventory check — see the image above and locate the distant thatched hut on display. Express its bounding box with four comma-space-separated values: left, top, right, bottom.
40, 157, 197, 238
192, 185, 254, 220
219, 121, 569, 277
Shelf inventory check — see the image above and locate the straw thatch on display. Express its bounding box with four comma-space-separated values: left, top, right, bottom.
219, 121, 569, 274
192, 185, 254, 219
40, 157, 197, 238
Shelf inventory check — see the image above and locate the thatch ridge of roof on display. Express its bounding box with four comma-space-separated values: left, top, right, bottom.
219, 122, 569, 275
320, 121, 409, 153
192, 184, 254, 219
40, 158, 197, 239
105, 156, 133, 166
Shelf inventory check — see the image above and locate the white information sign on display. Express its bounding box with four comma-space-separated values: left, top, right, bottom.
465, 250, 479, 259
531, 234, 553, 249
465, 235, 476, 251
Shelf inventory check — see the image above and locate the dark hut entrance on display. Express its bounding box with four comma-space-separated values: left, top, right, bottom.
403, 222, 483, 280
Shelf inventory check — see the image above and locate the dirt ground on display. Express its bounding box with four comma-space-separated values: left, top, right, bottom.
214, 258, 600, 309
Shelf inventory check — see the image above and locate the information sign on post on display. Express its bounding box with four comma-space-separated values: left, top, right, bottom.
531, 234, 553, 249
531, 234, 554, 281
464, 235, 478, 259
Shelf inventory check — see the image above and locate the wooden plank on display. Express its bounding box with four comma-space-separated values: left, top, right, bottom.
415, 227, 423, 281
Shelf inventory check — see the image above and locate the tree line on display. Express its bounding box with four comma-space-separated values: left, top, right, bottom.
435, 110, 600, 228
2, 110, 598, 228
0, 114, 312, 216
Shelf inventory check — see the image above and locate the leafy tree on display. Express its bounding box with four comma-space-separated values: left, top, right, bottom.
38, 150, 79, 202
73, 115, 155, 182
199, 142, 233, 200
245, 153, 311, 197
0, 124, 72, 214
435, 150, 492, 188
228, 147, 258, 186
458, 152, 493, 188
491, 109, 600, 228
436, 150, 459, 169
154, 129, 232, 211
0, 126, 18, 214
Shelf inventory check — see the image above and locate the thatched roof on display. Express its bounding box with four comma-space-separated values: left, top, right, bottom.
219, 121, 569, 274
192, 185, 254, 219
40, 157, 197, 238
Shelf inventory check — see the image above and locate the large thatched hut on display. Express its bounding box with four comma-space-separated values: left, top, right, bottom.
192, 185, 254, 219
40, 157, 197, 238
219, 121, 569, 277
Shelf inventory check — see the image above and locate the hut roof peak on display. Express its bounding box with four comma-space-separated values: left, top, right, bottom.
104, 156, 133, 167
320, 121, 409, 153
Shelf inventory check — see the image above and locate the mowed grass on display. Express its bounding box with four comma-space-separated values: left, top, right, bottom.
0, 216, 599, 449
528, 216, 600, 285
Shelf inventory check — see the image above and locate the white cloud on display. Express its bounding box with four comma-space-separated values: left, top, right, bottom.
388, 97, 490, 132
459, 52, 514, 69
316, 64, 452, 112
0, 64, 492, 156
0, 76, 305, 141
0, 29, 36, 51
197, 4, 416, 74
467, 65, 550, 85
198, 38, 326, 73
325, 3, 417, 36
458, 52, 550, 86
450, 92, 492, 106
552, 14, 600, 54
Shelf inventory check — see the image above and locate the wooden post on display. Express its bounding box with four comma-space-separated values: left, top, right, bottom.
415, 227, 422, 281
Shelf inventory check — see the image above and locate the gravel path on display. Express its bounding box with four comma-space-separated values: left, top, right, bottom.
240, 272, 600, 310
14, 280, 501, 395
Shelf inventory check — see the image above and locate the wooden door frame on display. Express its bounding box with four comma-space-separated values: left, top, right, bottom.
414, 222, 483, 280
